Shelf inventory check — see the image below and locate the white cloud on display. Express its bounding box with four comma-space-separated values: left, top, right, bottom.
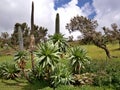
0, 0, 87, 39
0, 0, 31, 34
55, 0, 84, 39
81, 2, 95, 17
2, 0, 120, 40
93, 0, 120, 30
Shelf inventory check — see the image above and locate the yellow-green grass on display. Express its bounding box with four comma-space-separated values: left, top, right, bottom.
0, 55, 14, 64
0, 43, 119, 65
81, 43, 120, 60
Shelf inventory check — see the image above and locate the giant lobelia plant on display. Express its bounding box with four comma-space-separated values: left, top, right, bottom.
35, 41, 60, 79
0, 62, 20, 79
68, 46, 90, 74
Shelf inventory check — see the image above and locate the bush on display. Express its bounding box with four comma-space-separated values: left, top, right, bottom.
84, 60, 120, 90
50, 63, 74, 88
0, 62, 20, 79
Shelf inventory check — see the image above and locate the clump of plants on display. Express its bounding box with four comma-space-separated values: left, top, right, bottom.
84, 60, 120, 90
68, 46, 91, 74
0, 62, 20, 79
50, 63, 74, 88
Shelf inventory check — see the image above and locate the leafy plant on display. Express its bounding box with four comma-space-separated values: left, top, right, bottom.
28, 63, 45, 82
51, 63, 74, 88
14, 50, 29, 69
68, 46, 90, 74
85, 60, 120, 90
0, 62, 20, 79
14, 50, 29, 79
49, 34, 68, 52
35, 41, 60, 79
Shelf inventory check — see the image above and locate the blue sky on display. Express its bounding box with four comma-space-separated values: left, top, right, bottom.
54, 0, 96, 19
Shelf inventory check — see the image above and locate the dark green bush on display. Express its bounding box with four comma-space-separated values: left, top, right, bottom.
83, 60, 120, 90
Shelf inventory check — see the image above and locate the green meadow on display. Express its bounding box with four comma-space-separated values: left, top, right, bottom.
0, 43, 119, 90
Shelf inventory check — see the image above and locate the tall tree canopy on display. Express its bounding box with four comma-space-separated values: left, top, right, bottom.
103, 23, 120, 49
66, 15, 111, 58
11, 22, 48, 49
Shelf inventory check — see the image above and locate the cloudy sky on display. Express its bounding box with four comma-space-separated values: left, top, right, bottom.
0, 0, 120, 39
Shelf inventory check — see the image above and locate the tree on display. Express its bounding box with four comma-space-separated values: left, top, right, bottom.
11, 22, 48, 49
11, 22, 30, 49
33, 25, 48, 44
103, 23, 120, 49
0, 32, 10, 48
66, 16, 111, 58
18, 26, 24, 50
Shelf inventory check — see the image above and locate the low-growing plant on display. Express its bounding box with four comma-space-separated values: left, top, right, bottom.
73, 73, 95, 86
35, 41, 60, 79
0, 62, 20, 79
50, 63, 74, 88
28, 63, 45, 82
84, 60, 120, 90
14, 50, 29, 79
68, 46, 90, 74
49, 34, 68, 52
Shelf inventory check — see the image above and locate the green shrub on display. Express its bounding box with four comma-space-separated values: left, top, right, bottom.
84, 60, 120, 90
0, 62, 20, 79
50, 63, 74, 88
68, 46, 90, 74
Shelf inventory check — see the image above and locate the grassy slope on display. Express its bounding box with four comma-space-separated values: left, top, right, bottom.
0, 43, 119, 90
81, 43, 120, 60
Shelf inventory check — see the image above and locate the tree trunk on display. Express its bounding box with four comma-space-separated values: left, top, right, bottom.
119, 40, 120, 49
102, 46, 111, 59
31, 51, 35, 72
94, 42, 111, 59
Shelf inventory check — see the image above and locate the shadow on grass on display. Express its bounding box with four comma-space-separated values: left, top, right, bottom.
2, 80, 19, 86
1, 78, 51, 90
21, 79, 51, 90
1, 79, 26, 88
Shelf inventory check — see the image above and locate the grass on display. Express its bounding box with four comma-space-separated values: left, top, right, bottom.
0, 43, 119, 90
0, 55, 14, 64
0, 79, 114, 90
81, 43, 120, 60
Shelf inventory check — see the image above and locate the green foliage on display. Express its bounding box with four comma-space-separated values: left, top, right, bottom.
35, 41, 60, 77
27, 63, 44, 82
66, 15, 111, 58
0, 62, 20, 79
84, 60, 120, 90
49, 33, 68, 52
11, 22, 48, 49
14, 50, 29, 62
68, 46, 90, 74
51, 63, 74, 88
